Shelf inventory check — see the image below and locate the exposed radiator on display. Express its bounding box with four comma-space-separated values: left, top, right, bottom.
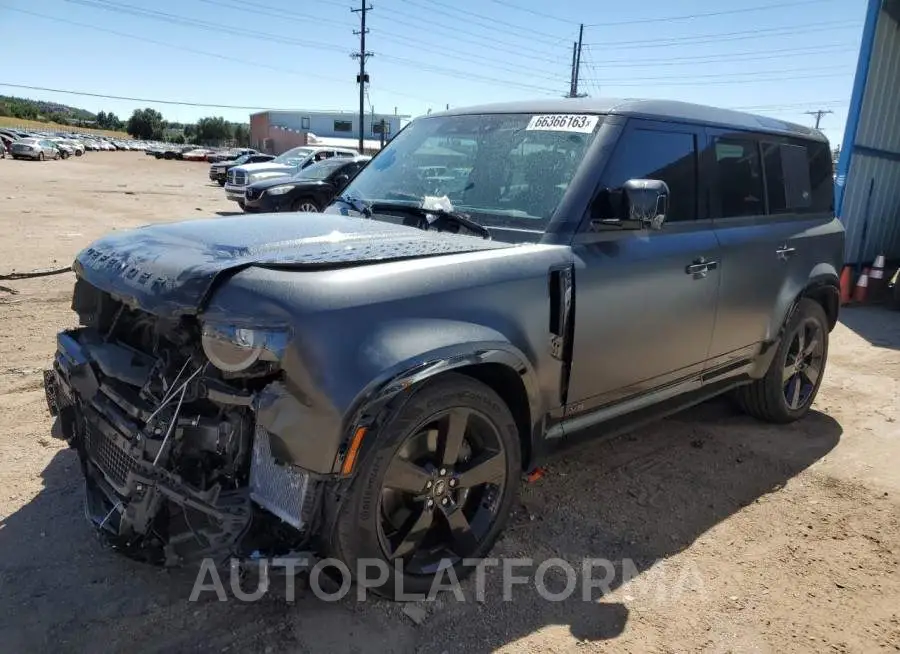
248, 426, 311, 531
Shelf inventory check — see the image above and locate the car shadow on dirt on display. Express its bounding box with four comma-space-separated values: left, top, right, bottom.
0, 399, 841, 654
838, 305, 900, 350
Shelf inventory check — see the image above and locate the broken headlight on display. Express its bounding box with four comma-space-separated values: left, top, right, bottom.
200, 323, 288, 372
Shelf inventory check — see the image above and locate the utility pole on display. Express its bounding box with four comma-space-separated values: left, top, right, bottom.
379, 118, 386, 148
351, 0, 373, 153
566, 25, 586, 98
568, 41, 577, 97
805, 109, 833, 129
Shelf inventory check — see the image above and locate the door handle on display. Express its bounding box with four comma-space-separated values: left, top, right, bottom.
776, 245, 797, 260
685, 257, 718, 277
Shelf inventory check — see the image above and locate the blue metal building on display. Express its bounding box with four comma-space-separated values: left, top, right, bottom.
836, 0, 900, 265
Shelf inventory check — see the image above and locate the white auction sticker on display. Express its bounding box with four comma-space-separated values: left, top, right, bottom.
525, 114, 599, 133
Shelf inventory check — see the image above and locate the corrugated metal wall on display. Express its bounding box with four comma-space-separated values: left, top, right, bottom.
839, 2, 900, 264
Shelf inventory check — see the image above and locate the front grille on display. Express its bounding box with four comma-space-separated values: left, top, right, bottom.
249, 426, 311, 530
245, 188, 261, 200
233, 170, 248, 186
84, 423, 137, 491
227, 169, 235, 184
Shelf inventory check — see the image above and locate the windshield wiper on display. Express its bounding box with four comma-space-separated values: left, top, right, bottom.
369, 202, 492, 240
335, 194, 372, 217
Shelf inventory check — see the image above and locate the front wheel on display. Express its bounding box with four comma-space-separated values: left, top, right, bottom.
328, 373, 521, 599
292, 198, 320, 213
734, 298, 829, 423
217, 179, 226, 187
38, 152, 45, 161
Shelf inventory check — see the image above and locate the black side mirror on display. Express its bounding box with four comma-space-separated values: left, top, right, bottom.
622, 178, 669, 230
333, 174, 350, 188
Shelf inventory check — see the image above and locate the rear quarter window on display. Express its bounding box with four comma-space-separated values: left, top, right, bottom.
762, 141, 831, 214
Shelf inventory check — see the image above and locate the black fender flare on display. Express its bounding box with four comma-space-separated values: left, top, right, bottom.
334, 325, 542, 477
751, 269, 840, 377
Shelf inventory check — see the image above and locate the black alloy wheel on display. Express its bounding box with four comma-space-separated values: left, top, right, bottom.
378, 405, 509, 574
329, 373, 521, 598
782, 316, 825, 411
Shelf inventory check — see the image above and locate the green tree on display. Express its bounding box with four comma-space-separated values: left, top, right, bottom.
195, 116, 233, 145
233, 123, 251, 147
126, 108, 166, 140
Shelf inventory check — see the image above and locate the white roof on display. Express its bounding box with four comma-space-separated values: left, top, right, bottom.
307, 134, 384, 150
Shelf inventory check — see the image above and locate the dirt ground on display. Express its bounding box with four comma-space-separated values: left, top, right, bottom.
0, 152, 898, 654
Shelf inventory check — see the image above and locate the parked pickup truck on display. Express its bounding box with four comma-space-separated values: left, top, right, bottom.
43, 99, 842, 599
223, 145, 357, 209
209, 152, 275, 186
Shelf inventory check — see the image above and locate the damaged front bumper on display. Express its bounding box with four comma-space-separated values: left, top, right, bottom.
43, 329, 322, 566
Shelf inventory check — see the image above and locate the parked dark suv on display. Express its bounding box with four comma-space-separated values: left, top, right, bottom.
43, 99, 842, 598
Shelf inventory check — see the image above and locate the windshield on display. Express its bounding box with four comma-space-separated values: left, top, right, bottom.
337, 112, 602, 236
273, 147, 314, 167
293, 159, 348, 180
231, 153, 251, 165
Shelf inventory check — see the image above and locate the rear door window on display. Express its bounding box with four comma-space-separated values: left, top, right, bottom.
713, 137, 764, 218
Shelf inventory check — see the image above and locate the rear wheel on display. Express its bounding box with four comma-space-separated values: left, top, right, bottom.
734, 298, 829, 423
328, 373, 521, 599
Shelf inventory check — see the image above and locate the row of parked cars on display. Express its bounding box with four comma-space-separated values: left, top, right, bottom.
147, 145, 257, 162
1, 127, 157, 160
208, 145, 369, 213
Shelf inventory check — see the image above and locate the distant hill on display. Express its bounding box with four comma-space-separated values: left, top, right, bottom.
0, 94, 96, 124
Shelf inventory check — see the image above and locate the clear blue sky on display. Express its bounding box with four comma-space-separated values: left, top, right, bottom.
0, 0, 865, 144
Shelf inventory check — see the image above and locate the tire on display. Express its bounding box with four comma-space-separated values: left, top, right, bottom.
327, 373, 521, 600
734, 298, 829, 423
38, 152, 44, 161
292, 197, 320, 213
217, 179, 226, 187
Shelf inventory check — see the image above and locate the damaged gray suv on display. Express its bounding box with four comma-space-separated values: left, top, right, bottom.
44, 99, 843, 598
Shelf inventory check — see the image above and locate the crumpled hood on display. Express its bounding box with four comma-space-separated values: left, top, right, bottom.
74, 213, 509, 317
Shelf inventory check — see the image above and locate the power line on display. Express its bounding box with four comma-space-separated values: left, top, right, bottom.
581, 44, 857, 68
583, 20, 860, 48
367, 14, 564, 60
586, 0, 837, 26
196, 0, 353, 29
593, 71, 851, 88
48, 1, 558, 94
1, 6, 431, 103
483, 0, 836, 27
400, 0, 572, 43
196, 0, 573, 78
64, 0, 349, 54
583, 64, 854, 84
0, 83, 292, 110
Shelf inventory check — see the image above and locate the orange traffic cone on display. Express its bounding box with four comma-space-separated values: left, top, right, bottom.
839, 265, 854, 305
852, 267, 870, 303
